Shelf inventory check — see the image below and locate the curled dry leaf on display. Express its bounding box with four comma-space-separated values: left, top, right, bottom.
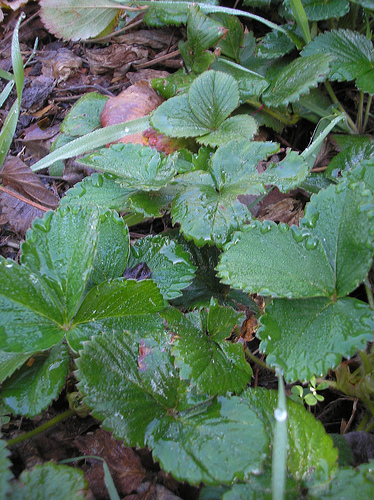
0, 156, 59, 210
85, 44, 148, 76
0, 192, 45, 235
100, 82, 182, 154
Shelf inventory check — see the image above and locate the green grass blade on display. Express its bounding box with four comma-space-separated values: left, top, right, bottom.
0, 81, 15, 109
11, 12, 26, 105
272, 366, 287, 500
289, 0, 311, 45
31, 115, 150, 172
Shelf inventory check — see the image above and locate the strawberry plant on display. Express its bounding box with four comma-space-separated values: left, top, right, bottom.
1, 0, 374, 498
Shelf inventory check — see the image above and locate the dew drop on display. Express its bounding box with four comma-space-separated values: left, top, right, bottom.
305, 237, 318, 250
274, 408, 287, 422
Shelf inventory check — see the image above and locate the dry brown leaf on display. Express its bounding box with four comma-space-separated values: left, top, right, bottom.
73, 428, 146, 498
128, 481, 182, 500
22, 123, 60, 161
85, 44, 148, 76
257, 198, 303, 226
0, 156, 59, 209
0, 191, 45, 235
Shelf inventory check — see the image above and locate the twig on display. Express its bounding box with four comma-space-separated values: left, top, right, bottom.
0, 185, 51, 212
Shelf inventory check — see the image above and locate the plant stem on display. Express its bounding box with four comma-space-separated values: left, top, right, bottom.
245, 348, 275, 372
363, 94, 372, 133
324, 82, 359, 134
357, 91, 364, 133
356, 411, 370, 431
246, 99, 299, 126
6, 409, 75, 447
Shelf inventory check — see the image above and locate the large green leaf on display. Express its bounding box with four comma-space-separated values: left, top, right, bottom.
284, 0, 349, 21
171, 140, 309, 247
20, 207, 100, 322
300, 181, 374, 297
0, 258, 65, 354
162, 302, 251, 395
68, 279, 165, 351
39, 0, 121, 41
77, 329, 268, 485
258, 297, 374, 381
10, 462, 88, 499
218, 221, 335, 297
1, 344, 70, 417
79, 144, 177, 191
262, 54, 332, 107
143, 0, 219, 27
151, 70, 258, 146
127, 235, 195, 300
301, 29, 374, 94
0, 351, 30, 383
326, 140, 374, 179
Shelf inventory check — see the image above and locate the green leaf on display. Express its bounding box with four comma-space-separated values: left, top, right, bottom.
68, 279, 165, 351
60, 173, 133, 211
301, 29, 374, 94
151, 70, 257, 146
198, 115, 259, 146
0, 257, 65, 353
262, 54, 332, 107
309, 461, 374, 499
0, 350, 30, 383
223, 472, 300, 500
300, 181, 374, 297
257, 27, 295, 59
0, 439, 13, 499
162, 302, 251, 395
243, 388, 338, 482
2, 344, 70, 417
39, 0, 121, 41
258, 297, 374, 381
289, 0, 311, 44
143, 0, 219, 27
218, 220, 335, 298
286, 0, 350, 21
326, 140, 374, 179
60, 92, 108, 136
213, 13, 243, 61
20, 207, 100, 322
88, 211, 130, 287
146, 394, 268, 485
79, 143, 176, 191
10, 462, 88, 499
172, 140, 308, 247
127, 235, 195, 300
151, 69, 198, 99
77, 329, 269, 485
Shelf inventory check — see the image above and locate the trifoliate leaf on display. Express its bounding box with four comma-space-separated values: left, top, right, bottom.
20, 206, 100, 322
2, 343, 70, 417
79, 143, 177, 191
262, 54, 332, 107
77, 330, 269, 485
127, 235, 195, 300
60, 92, 108, 136
39, 0, 120, 41
151, 70, 257, 146
301, 29, 374, 94
198, 115, 259, 146
258, 297, 374, 382
10, 462, 88, 499
67, 278, 165, 352
162, 302, 251, 395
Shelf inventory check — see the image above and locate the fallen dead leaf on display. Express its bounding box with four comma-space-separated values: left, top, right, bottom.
0, 156, 59, 209
85, 43, 148, 76
0, 191, 45, 235
73, 428, 147, 498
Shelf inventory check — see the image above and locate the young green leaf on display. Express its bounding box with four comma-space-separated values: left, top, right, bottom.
262, 54, 332, 107
151, 70, 258, 146
1, 344, 70, 417
162, 301, 251, 395
127, 235, 195, 300
79, 143, 177, 191
301, 29, 374, 94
